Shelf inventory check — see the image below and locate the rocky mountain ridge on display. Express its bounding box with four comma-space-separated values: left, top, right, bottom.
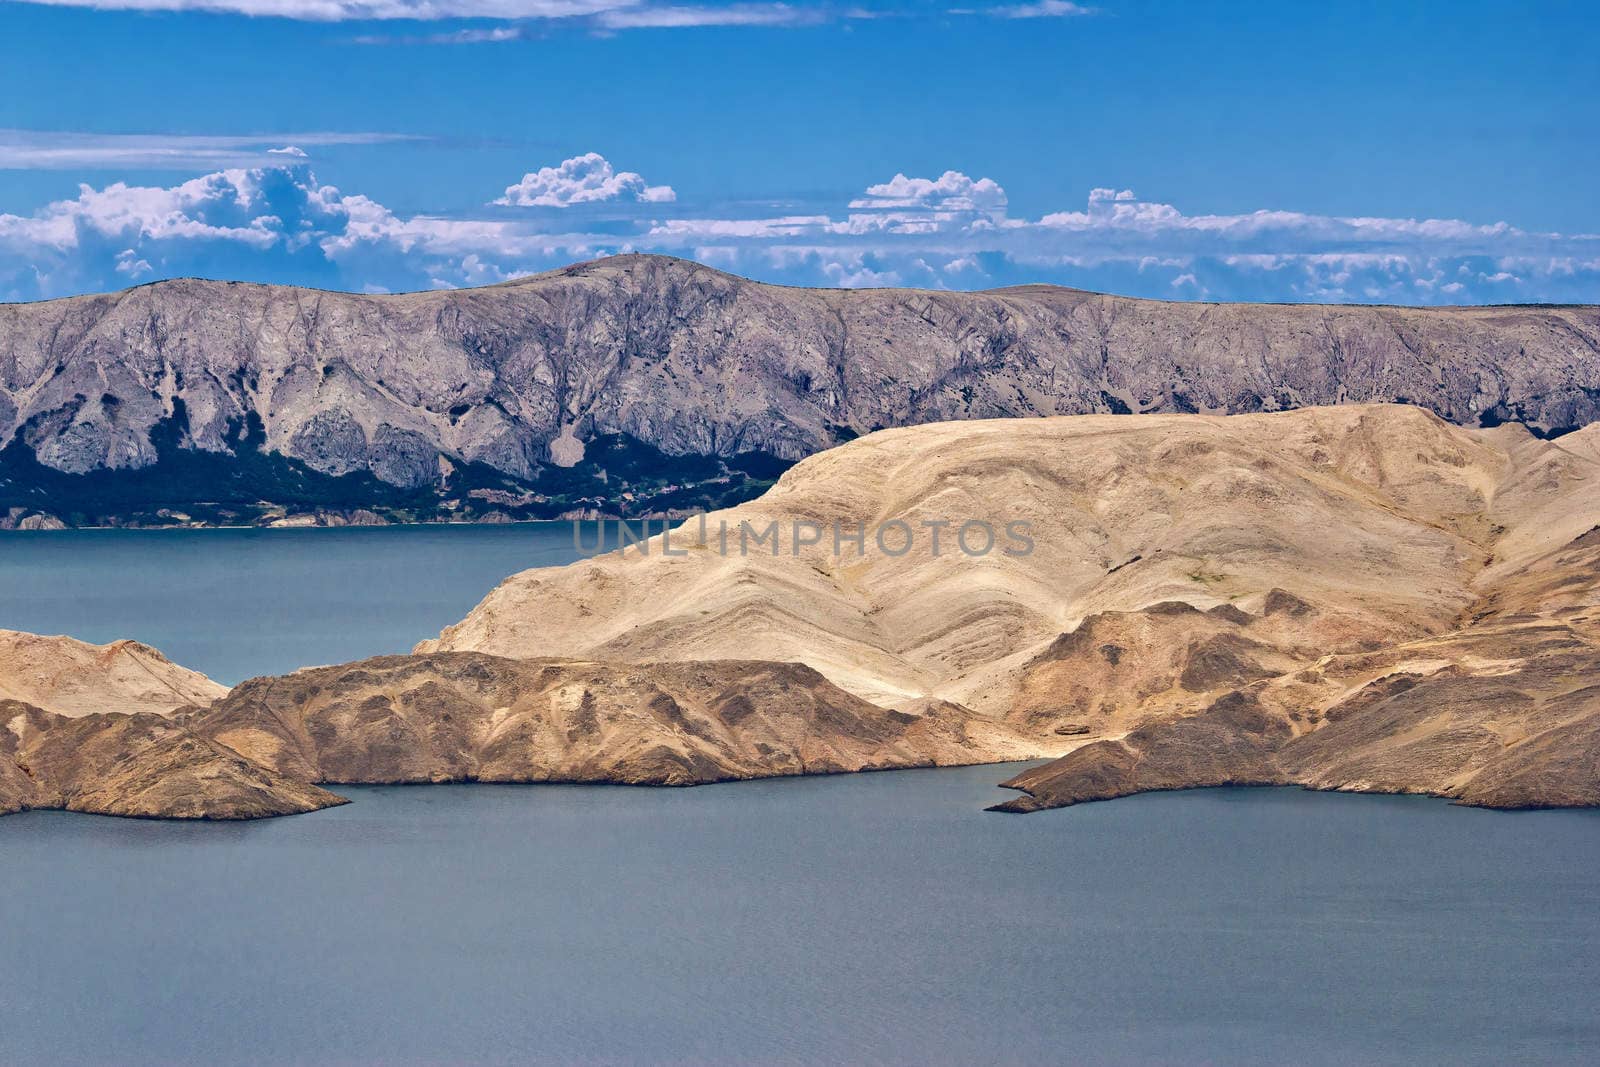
3, 254, 1597, 526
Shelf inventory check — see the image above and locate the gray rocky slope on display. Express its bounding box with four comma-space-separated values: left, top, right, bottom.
1, 253, 1596, 522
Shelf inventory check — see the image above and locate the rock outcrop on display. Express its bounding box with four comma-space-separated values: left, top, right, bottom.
426, 404, 1600, 812
6, 404, 1599, 818
185, 653, 1039, 787
991, 539, 1600, 812
0, 635, 1042, 820
0, 630, 228, 718
2, 254, 1596, 524
0, 633, 342, 819
0, 700, 345, 819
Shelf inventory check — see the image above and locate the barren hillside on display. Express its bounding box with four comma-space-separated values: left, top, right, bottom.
3, 255, 1596, 526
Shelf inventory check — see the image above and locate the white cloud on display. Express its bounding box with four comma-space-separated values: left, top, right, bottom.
113, 249, 152, 277
16, 0, 1104, 35
0, 129, 414, 170
2, 159, 1596, 306
495, 152, 675, 207
850, 170, 1006, 213
0, 170, 290, 251
821, 257, 901, 288
648, 215, 829, 238
597, 2, 822, 27
11, 0, 632, 19
949, 0, 1092, 17
983, 0, 1092, 17
360, 25, 529, 42
13, 0, 839, 26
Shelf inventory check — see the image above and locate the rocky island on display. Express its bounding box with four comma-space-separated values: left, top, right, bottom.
0, 632, 340, 818
3, 404, 1596, 820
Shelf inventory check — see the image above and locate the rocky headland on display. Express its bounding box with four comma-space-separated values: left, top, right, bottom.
0, 633, 338, 818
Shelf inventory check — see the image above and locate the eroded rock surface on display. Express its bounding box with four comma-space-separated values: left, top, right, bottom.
426, 405, 1600, 812
0, 700, 345, 819
0, 630, 228, 718
2, 255, 1595, 523
189, 653, 1038, 787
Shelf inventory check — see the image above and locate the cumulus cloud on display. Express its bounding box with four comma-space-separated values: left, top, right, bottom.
850, 170, 1007, 213
1, 158, 1596, 303
113, 249, 152, 277
494, 152, 675, 207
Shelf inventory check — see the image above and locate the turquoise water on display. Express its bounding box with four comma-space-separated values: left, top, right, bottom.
2, 527, 1599, 1065
1, 777, 1598, 1065
0, 524, 590, 684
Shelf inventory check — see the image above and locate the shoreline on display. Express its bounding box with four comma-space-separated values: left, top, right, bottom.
11, 772, 1600, 827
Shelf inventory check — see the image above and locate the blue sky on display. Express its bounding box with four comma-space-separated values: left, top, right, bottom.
1, 0, 1596, 303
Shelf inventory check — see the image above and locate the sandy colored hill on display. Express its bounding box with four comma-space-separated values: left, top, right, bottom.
0, 630, 228, 717
185, 653, 1041, 787
0, 699, 345, 819
5, 403, 1597, 819
423, 404, 1587, 703
993, 527, 1600, 811
425, 404, 1600, 811
0, 629, 342, 819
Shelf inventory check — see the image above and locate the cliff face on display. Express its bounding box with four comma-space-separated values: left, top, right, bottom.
2, 254, 1596, 524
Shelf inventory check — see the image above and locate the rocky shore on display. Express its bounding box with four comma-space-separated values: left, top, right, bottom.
3, 405, 1597, 820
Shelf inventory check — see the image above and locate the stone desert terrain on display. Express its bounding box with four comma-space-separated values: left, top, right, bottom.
427, 403, 1600, 812
3, 403, 1597, 819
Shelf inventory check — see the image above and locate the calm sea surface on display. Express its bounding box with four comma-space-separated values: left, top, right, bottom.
1, 527, 1598, 1065
0, 524, 593, 684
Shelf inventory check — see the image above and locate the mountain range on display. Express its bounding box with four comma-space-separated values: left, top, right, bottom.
3, 254, 1597, 527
